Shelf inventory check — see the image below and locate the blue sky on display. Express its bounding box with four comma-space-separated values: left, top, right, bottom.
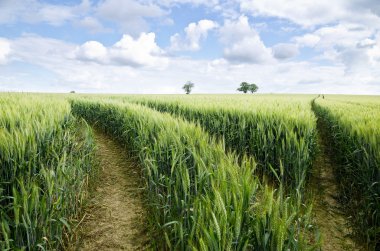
0, 0, 380, 94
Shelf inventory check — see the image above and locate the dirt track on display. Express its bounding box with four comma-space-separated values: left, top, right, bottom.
78, 129, 149, 250
310, 109, 360, 250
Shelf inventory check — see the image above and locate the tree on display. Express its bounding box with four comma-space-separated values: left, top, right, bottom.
237, 82, 259, 94
183, 81, 194, 94
248, 83, 258, 93
237, 82, 250, 93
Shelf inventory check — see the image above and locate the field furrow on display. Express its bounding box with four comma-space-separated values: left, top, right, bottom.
1, 93, 378, 250
310, 109, 358, 250
78, 129, 149, 250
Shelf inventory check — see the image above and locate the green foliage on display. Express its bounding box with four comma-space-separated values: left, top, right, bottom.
313, 96, 380, 249
71, 98, 319, 250
237, 82, 258, 93
0, 94, 95, 250
248, 83, 259, 93
182, 81, 194, 94
237, 82, 250, 93
125, 95, 317, 191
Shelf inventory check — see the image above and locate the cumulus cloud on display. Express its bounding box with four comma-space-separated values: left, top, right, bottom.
110, 33, 167, 67
336, 32, 380, 73
233, 0, 380, 78
357, 38, 376, 48
170, 19, 218, 51
75, 33, 168, 68
0, 0, 22, 24
1, 1, 380, 94
294, 34, 320, 48
293, 23, 378, 74
0, 38, 11, 64
96, 0, 166, 35
272, 43, 299, 60
219, 16, 273, 64
312, 24, 372, 49
35, 5, 76, 26
0, 0, 166, 35
224, 37, 273, 63
0, 0, 168, 34
368, 33, 380, 62
76, 17, 110, 33
3, 34, 380, 94
153, 0, 220, 8
12, 34, 75, 67
75, 41, 108, 63
219, 15, 254, 44
0, 0, 91, 26
239, 0, 380, 28
338, 47, 371, 73
346, 1, 380, 17
240, 0, 347, 27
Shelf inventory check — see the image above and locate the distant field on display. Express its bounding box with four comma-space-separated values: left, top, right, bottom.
1, 93, 379, 250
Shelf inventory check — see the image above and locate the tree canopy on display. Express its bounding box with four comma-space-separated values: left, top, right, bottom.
183, 81, 194, 94
237, 82, 258, 93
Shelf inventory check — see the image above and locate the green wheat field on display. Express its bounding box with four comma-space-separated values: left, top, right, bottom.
0, 93, 379, 250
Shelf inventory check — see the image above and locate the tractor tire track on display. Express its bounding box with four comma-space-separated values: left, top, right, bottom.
311, 101, 362, 250
77, 129, 150, 250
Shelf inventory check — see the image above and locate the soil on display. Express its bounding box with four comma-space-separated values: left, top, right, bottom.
310, 113, 361, 250
74, 129, 150, 250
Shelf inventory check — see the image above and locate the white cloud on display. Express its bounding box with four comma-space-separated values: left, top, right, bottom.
239, 0, 380, 28
219, 16, 273, 64
294, 34, 320, 48
0, 0, 171, 34
293, 23, 378, 74
1, 1, 380, 94
224, 38, 273, 64
313, 24, 373, 49
12, 34, 75, 66
357, 38, 376, 49
335, 32, 380, 74
75, 33, 168, 68
110, 33, 167, 67
152, 0, 220, 8
36, 5, 76, 26
347, 0, 380, 15
0, 38, 11, 65
3, 34, 379, 94
0, 0, 28, 24
0, 0, 91, 26
272, 43, 299, 60
75, 41, 108, 63
96, 0, 166, 35
76, 17, 110, 33
338, 47, 371, 73
170, 19, 218, 51
240, 0, 346, 27
219, 15, 254, 44
368, 33, 380, 63
152, 0, 240, 19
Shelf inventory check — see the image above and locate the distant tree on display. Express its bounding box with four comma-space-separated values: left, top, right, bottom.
70, 90, 75, 93
248, 83, 258, 93
237, 82, 250, 93
183, 81, 194, 94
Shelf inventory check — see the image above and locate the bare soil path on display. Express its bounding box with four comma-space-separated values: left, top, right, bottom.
77, 129, 149, 250
310, 109, 360, 250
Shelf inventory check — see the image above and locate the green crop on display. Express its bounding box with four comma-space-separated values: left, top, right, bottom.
117, 94, 317, 191
313, 96, 380, 249
3, 92, 378, 250
0, 94, 95, 250
71, 98, 319, 250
